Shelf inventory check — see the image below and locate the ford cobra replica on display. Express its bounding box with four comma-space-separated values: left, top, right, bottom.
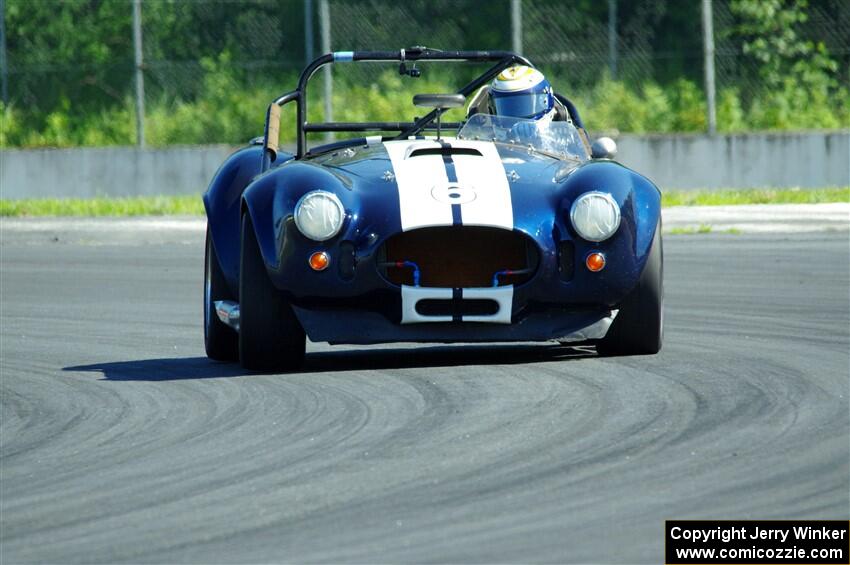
204, 49, 663, 370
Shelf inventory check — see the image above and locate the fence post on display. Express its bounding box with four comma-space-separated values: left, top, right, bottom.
0, 0, 7, 105
608, 0, 617, 79
510, 0, 522, 55
319, 0, 333, 141
702, 0, 717, 135
304, 0, 314, 65
132, 0, 146, 147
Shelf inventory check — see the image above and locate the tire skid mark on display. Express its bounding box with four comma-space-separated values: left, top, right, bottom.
1, 234, 847, 563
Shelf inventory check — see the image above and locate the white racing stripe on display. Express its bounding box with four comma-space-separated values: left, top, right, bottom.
384, 140, 452, 231
384, 138, 513, 231
385, 138, 516, 324
451, 141, 513, 229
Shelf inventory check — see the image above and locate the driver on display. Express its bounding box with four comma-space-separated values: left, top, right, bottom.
489, 65, 560, 139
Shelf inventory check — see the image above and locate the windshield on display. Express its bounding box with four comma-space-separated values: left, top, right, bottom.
457, 114, 588, 162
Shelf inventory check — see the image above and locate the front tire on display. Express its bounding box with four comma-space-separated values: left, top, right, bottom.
597, 225, 663, 356
204, 227, 239, 361
239, 214, 306, 371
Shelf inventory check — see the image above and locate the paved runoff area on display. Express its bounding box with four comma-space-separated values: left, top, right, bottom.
663, 202, 850, 233
1, 206, 848, 563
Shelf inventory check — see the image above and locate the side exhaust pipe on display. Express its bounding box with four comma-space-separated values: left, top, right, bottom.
214, 300, 240, 332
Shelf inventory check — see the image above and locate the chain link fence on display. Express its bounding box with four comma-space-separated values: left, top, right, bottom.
713, 0, 850, 107
2, 0, 848, 147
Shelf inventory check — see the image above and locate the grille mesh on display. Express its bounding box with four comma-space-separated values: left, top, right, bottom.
380, 226, 538, 288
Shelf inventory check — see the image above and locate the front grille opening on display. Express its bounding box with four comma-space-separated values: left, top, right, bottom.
416, 299, 499, 317
379, 226, 538, 288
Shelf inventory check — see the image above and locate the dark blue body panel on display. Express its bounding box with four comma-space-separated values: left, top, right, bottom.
204, 138, 661, 344
202, 145, 294, 295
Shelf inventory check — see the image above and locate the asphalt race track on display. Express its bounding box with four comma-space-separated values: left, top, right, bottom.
1, 227, 848, 563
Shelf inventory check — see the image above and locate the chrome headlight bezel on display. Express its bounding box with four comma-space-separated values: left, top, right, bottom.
294, 190, 346, 242
569, 191, 621, 242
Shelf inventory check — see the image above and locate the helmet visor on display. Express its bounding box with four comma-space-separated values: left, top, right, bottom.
493, 93, 551, 118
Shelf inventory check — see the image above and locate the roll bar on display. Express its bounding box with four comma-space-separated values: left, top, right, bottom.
261, 47, 534, 169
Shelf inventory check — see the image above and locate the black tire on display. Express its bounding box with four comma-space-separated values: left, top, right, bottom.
597, 225, 663, 356
204, 227, 239, 361
239, 214, 306, 371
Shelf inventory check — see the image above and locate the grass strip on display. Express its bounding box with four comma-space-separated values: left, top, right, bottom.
0, 195, 204, 217
667, 224, 714, 235
662, 186, 849, 207
0, 187, 847, 217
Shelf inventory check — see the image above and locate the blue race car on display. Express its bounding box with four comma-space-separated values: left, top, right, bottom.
203, 48, 663, 370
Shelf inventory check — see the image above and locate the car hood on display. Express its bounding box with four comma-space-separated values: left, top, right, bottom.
314, 138, 585, 232
305, 137, 578, 191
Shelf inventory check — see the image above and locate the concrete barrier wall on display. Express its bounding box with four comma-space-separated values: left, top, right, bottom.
0, 145, 235, 199
1, 131, 848, 199
615, 131, 849, 190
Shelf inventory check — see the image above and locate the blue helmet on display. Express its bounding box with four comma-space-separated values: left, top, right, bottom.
490, 65, 554, 120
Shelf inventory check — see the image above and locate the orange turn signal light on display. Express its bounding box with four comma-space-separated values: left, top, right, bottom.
309, 251, 330, 271
585, 252, 606, 272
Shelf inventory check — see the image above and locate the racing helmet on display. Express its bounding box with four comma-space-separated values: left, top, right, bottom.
490, 65, 554, 120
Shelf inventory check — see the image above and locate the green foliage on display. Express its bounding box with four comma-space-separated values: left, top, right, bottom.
0, 103, 21, 147
730, 0, 836, 89
717, 88, 746, 131
1, 98, 136, 147
3, 0, 847, 148
145, 53, 279, 146
4, 67, 849, 148
574, 77, 724, 134
726, 0, 848, 129
4, 0, 135, 131
574, 77, 650, 133
329, 72, 463, 123
668, 79, 707, 131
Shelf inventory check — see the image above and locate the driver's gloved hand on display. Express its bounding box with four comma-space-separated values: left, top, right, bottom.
510, 121, 539, 141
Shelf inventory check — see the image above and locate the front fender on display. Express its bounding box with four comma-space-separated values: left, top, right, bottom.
204, 145, 295, 293
562, 160, 661, 255
203, 146, 264, 294
241, 162, 353, 275
557, 160, 662, 301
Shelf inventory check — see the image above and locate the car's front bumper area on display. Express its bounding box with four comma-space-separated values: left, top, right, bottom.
271, 220, 645, 297
265, 220, 645, 345
291, 302, 618, 345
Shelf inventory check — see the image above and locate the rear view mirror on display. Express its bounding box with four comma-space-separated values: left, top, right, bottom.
412, 94, 466, 140
591, 137, 617, 160
413, 93, 466, 109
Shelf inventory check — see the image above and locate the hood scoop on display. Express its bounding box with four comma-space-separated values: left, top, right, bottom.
407, 147, 483, 159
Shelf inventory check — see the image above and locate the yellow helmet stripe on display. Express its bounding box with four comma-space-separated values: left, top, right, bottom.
497, 65, 535, 82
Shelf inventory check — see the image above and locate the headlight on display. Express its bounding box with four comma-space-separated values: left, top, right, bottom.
294, 191, 345, 241
570, 191, 621, 242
